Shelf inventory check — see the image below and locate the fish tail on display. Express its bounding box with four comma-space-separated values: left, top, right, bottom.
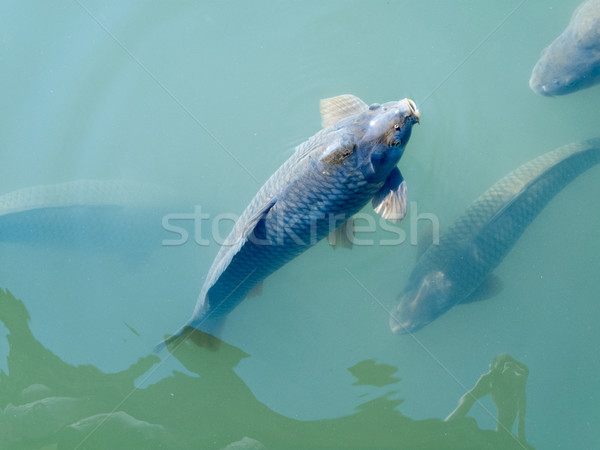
154, 317, 225, 353
153, 326, 188, 353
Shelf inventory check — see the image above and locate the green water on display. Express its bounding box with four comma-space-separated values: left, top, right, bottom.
1, 0, 599, 448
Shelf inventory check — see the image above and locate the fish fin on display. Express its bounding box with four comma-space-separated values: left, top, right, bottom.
372, 167, 407, 222
242, 198, 277, 242
157, 326, 223, 352
154, 327, 187, 353
247, 281, 264, 298
319, 94, 369, 128
460, 274, 504, 304
186, 326, 223, 350
328, 217, 354, 249
154, 316, 226, 353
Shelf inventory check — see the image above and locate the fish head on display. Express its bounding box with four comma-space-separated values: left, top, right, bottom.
529, 11, 600, 96
389, 270, 453, 335
354, 99, 420, 181
529, 44, 600, 96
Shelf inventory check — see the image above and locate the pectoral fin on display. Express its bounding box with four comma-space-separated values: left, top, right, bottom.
460, 274, 503, 304
328, 217, 354, 249
320, 94, 369, 128
243, 198, 277, 242
372, 167, 407, 222
247, 281, 264, 298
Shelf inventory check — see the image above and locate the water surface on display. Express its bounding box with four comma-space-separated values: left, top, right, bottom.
1, 1, 599, 448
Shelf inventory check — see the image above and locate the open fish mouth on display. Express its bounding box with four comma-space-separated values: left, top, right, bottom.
406, 99, 420, 122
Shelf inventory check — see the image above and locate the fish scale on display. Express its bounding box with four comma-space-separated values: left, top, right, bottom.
392, 139, 600, 334
162, 95, 420, 346
0, 180, 174, 250
198, 161, 382, 322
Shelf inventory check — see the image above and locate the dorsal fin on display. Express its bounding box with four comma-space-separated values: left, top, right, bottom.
319, 94, 368, 128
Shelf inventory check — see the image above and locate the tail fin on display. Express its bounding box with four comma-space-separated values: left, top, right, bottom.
154, 318, 225, 353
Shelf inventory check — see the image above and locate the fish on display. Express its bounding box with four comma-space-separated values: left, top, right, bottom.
390, 139, 600, 334
0, 179, 174, 253
529, 0, 600, 96
165, 94, 420, 348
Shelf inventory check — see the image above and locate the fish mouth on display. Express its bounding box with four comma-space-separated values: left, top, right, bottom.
406, 99, 420, 123
532, 82, 555, 97
389, 314, 427, 335
539, 85, 554, 97
390, 318, 413, 335
389, 302, 427, 335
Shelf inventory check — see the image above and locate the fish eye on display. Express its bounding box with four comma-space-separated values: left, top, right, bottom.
394, 124, 400, 130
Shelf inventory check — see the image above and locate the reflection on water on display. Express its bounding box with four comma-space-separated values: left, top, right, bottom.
0, 289, 528, 449
347, 359, 401, 387
2, 1, 599, 448
447, 354, 530, 448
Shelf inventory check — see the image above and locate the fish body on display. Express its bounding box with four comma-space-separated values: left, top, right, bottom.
0, 180, 173, 252
391, 139, 600, 334
178, 95, 420, 342
529, 0, 600, 96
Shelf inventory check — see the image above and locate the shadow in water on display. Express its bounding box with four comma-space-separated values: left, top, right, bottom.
0, 288, 530, 449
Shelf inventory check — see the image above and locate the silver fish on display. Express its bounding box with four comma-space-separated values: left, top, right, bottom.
167, 95, 420, 347
530, 0, 600, 96
391, 139, 600, 334
0, 179, 173, 253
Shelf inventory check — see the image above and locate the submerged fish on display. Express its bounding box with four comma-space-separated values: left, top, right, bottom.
0, 179, 173, 253
390, 139, 600, 334
167, 94, 420, 347
529, 0, 600, 96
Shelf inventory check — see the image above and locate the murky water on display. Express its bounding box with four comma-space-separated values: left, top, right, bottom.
1, 1, 599, 448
